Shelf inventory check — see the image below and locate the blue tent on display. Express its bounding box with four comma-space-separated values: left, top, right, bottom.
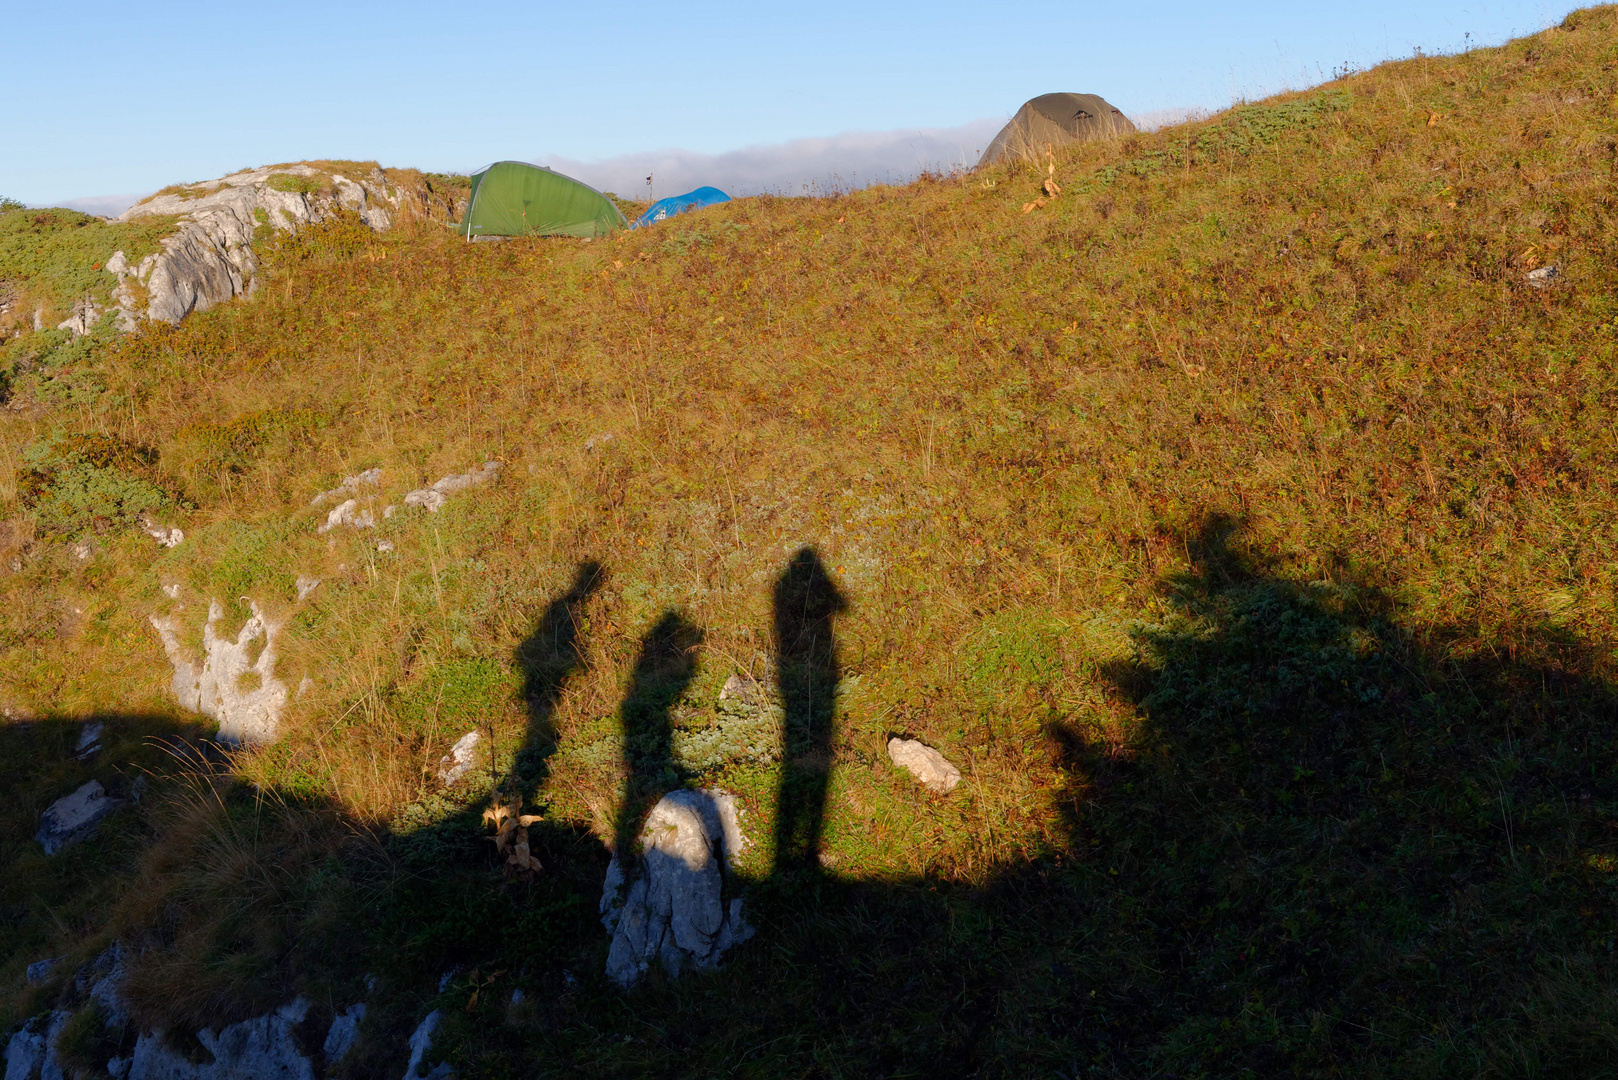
632, 186, 731, 229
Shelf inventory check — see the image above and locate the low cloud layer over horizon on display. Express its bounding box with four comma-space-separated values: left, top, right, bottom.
54, 108, 1210, 217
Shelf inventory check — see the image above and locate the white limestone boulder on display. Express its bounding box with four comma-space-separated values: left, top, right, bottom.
600, 789, 754, 988
321, 1004, 365, 1066
403, 462, 503, 514
436, 731, 482, 786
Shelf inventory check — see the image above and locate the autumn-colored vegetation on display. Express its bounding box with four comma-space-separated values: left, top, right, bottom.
4, 9, 1618, 1075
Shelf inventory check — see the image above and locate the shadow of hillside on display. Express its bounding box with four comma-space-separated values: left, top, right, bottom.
473, 523, 1618, 1078
21, 526, 1618, 1078
0, 712, 219, 1026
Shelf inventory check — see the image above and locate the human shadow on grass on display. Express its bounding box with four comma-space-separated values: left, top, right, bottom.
66, 531, 1618, 1078
1022, 513, 1618, 1075
769, 547, 847, 879
613, 610, 703, 864
512, 559, 604, 803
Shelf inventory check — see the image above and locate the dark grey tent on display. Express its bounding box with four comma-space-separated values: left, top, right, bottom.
977, 93, 1137, 167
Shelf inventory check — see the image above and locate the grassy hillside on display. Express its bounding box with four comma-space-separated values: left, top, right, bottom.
6, 9, 1618, 1075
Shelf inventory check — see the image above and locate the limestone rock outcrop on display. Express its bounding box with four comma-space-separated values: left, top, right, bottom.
128, 999, 317, 1080
149, 600, 288, 745
56, 294, 103, 336
4, 945, 375, 1080
110, 165, 401, 327
402, 1012, 451, 1080
600, 789, 754, 988
4, 1009, 72, 1080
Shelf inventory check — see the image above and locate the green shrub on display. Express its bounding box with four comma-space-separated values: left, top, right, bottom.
17, 433, 178, 537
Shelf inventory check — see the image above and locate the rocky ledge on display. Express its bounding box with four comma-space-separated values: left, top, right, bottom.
104, 165, 400, 329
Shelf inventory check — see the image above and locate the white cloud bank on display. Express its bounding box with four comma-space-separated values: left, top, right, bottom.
54, 192, 150, 217
48, 108, 1208, 216
544, 118, 1010, 200
547, 109, 1212, 199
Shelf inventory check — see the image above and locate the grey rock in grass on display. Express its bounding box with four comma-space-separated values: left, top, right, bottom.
75, 721, 104, 759
56, 294, 102, 337
310, 468, 383, 508
24, 957, 63, 985
316, 498, 376, 534
600, 789, 754, 989
36, 781, 125, 855
150, 600, 288, 745
403, 1011, 451, 1080
322, 1003, 366, 1065
402, 488, 448, 513
87, 942, 132, 1028
138, 514, 185, 548
887, 737, 962, 794
403, 462, 503, 514
294, 577, 321, 602
436, 732, 482, 786
4, 1009, 71, 1080
128, 998, 316, 1080
1527, 264, 1562, 288
114, 166, 400, 327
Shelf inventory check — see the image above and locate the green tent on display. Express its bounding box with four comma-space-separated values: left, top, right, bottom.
459, 161, 626, 239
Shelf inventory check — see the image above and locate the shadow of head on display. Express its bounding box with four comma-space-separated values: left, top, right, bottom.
772, 547, 847, 662
616, 610, 704, 857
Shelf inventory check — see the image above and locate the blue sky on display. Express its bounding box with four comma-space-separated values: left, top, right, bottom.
2, 0, 1570, 208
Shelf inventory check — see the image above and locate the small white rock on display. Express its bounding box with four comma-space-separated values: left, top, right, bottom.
295, 576, 321, 601
36, 780, 124, 854
377, 540, 395, 553
436, 731, 482, 785
76, 721, 104, 758
317, 499, 376, 534
1527, 264, 1562, 288
887, 737, 962, 794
